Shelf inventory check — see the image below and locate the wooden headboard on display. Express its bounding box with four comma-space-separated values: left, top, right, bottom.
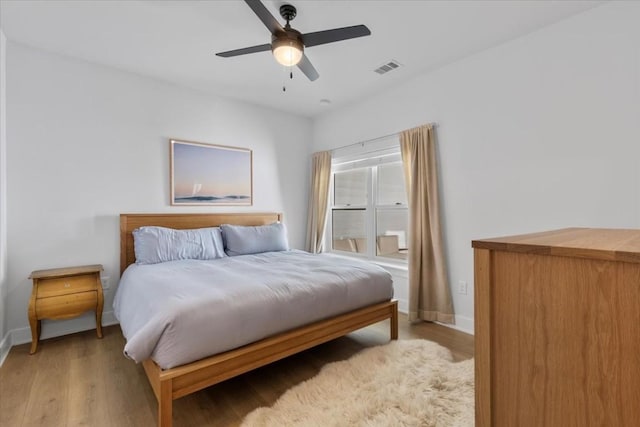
120, 212, 283, 275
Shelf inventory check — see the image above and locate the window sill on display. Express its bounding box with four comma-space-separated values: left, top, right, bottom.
374, 260, 408, 272
326, 251, 408, 272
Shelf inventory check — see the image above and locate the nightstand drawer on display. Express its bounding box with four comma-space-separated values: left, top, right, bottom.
36, 274, 98, 298
35, 291, 98, 319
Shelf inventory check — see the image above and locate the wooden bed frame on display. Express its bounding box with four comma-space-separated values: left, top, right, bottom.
120, 212, 398, 427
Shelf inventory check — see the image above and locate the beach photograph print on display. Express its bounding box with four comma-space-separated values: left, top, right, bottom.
170, 139, 253, 205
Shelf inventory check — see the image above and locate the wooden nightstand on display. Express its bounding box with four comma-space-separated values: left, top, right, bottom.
28, 264, 104, 354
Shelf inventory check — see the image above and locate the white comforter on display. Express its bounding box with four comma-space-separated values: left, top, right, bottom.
113, 250, 393, 369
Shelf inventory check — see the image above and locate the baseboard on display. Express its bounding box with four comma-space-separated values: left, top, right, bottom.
437, 314, 474, 335
0, 330, 11, 367
397, 302, 473, 335
396, 298, 408, 315
10, 311, 119, 346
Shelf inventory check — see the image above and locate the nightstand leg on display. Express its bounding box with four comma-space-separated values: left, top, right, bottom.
28, 286, 39, 354
95, 310, 103, 338
28, 315, 39, 355
95, 290, 104, 339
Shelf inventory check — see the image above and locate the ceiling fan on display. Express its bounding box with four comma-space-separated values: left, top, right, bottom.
215, 0, 371, 81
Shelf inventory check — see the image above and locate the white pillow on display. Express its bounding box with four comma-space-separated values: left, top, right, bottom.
221, 223, 289, 256
133, 226, 226, 265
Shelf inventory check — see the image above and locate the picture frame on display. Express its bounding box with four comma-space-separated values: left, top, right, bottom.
170, 139, 253, 206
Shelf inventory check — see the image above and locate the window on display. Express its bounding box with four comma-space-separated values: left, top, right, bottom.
328, 150, 408, 263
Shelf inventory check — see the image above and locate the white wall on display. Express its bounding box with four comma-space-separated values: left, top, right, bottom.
313, 2, 640, 332
5, 43, 312, 343
0, 29, 8, 362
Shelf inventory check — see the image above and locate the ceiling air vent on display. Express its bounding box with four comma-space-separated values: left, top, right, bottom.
374, 60, 402, 75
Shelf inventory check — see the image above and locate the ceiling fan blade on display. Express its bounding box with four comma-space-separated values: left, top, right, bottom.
297, 54, 319, 81
244, 0, 283, 35
301, 25, 371, 48
216, 43, 272, 58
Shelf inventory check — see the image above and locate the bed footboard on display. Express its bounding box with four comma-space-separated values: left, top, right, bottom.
145, 299, 398, 427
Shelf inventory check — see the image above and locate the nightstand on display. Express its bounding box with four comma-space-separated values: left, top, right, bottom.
28, 264, 104, 354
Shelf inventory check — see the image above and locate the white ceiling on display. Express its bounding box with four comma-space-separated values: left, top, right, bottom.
1, 0, 602, 117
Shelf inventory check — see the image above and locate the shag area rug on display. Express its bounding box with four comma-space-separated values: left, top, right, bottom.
241, 339, 474, 427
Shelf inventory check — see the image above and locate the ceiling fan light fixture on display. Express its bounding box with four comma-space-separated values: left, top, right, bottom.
272, 38, 303, 66
215, 0, 371, 82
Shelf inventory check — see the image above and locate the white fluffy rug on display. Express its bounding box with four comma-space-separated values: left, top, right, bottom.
242, 339, 474, 427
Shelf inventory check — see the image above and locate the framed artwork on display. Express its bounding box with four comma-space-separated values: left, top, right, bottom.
170, 139, 253, 206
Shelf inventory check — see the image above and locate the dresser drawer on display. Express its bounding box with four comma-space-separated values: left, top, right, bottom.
35, 291, 97, 319
36, 274, 98, 298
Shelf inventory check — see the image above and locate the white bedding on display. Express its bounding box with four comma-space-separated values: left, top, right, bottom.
113, 250, 393, 369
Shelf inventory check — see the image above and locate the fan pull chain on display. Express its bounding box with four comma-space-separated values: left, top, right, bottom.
282, 65, 287, 92
282, 65, 294, 92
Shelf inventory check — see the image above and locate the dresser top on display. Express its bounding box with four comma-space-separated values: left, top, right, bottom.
472, 228, 640, 263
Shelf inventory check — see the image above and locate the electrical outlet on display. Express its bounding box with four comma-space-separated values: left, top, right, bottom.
101, 276, 111, 290
457, 280, 468, 295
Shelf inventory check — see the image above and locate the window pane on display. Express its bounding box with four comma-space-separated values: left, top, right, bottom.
377, 163, 407, 206
334, 169, 367, 206
332, 209, 367, 254
376, 208, 408, 260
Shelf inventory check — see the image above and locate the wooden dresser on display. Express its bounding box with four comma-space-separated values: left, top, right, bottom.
28, 264, 104, 354
472, 228, 640, 427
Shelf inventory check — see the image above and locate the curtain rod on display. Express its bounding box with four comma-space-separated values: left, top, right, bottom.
330, 123, 437, 153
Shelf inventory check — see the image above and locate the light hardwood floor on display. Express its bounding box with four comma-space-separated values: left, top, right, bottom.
0, 314, 473, 427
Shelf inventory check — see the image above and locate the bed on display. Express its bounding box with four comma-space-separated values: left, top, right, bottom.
117, 212, 398, 427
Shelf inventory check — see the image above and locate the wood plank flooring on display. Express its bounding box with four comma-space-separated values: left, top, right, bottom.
0, 315, 473, 426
